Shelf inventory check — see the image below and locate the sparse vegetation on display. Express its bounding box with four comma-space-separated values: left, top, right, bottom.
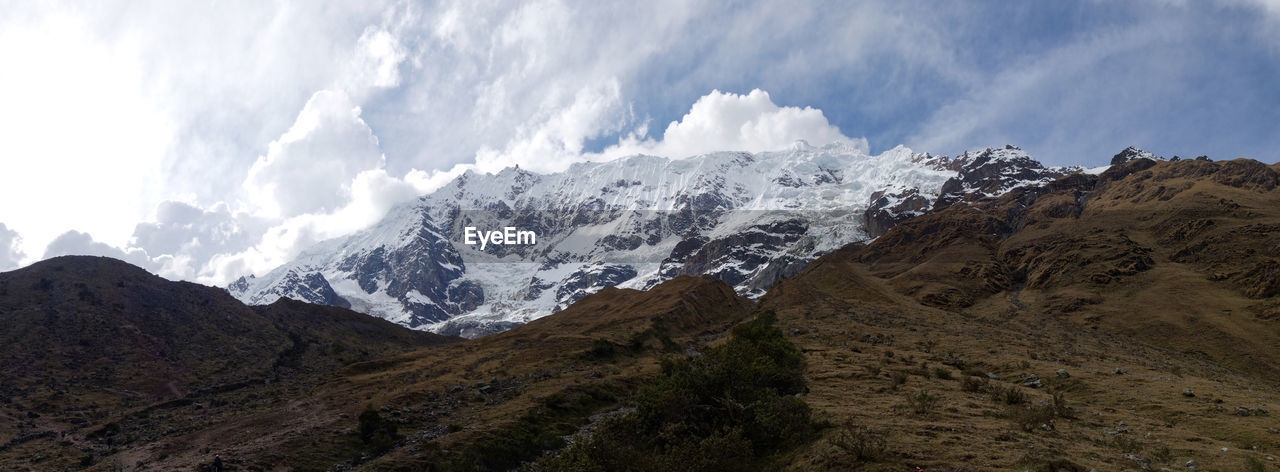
534, 310, 816, 471
357, 406, 401, 454
1148, 444, 1172, 464
831, 425, 888, 463
890, 371, 909, 389
1006, 403, 1055, 432
932, 366, 954, 380
996, 385, 1027, 406
580, 338, 622, 362
900, 390, 940, 416
443, 383, 620, 471
961, 375, 988, 392
1244, 455, 1267, 472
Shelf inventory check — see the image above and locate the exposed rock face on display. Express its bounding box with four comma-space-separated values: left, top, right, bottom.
228, 143, 1098, 336
861, 145, 1084, 238
862, 188, 931, 238
1110, 146, 1160, 166
234, 270, 349, 309
228, 143, 963, 335
933, 145, 1079, 210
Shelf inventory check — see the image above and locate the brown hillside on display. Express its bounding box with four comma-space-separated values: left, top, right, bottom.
757, 157, 1280, 470
0, 256, 456, 469
6, 157, 1280, 471
6, 274, 750, 471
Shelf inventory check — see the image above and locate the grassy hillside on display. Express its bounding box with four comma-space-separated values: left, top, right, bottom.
3, 157, 1278, 471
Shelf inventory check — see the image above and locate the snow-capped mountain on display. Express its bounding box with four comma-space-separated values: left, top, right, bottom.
228, 142, 1085, 337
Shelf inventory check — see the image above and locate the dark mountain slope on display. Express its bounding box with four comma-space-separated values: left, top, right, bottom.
2, 270, 750, 470
0, 256, 456, 467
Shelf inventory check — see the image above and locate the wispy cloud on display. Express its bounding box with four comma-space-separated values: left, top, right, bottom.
0, 1, 1275, 284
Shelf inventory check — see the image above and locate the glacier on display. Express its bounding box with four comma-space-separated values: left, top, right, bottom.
228, 142, 1075, 337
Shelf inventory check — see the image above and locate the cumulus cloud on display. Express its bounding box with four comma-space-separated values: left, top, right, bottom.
244, 90, 387, 218
127, 201, 270, 280
200, 167, 427, 283
130, 94, 437, 284
472, 79, 628, 173
470, 87, 864, 174
0, 223, 25, 271
43, 230, 154, 269
603, 89, 863, 159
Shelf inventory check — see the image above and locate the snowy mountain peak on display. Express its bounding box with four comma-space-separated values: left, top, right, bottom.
1110, 146, 1161, 166
229, 144, 1074, 337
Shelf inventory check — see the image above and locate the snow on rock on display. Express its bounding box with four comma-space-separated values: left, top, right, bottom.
229, 142, 1075, 337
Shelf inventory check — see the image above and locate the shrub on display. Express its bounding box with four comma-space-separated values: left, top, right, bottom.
580, 338, 621, 362
447, 384, 619, 471
932, 367, 954, 380
890, 371, 909, 389
535, 310, 815, 471
961, 376, 988, 393
994, 385, 1027, 405
1007, 404, 1055, 432
1244, 455, 1267, 472
903, 390, 939, 416
357, 407, 400, 454
1051, 391, 1074, 419
1148, 445, 1172, 464
1110, 435, 1143, 453
832, 426, 888, 463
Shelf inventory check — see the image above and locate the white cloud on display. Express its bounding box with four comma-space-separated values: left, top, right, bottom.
907, 20, 1181, 163
0, 223, 25, 271
127, 201, 269, 281
6, 1, 1276, 287
42, 230, 154, 269
128, 84, 863, 286
471, 88, 864, 175
343, 25, 408, 96
201, 167, 425, 283
603, 89, 863, 160
0, 10, 173, 256
244, 90, 387, 219
473, 79, 628, 173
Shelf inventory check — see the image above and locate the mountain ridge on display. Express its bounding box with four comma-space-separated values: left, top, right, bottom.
229, 143, 1086, 337
5, 153, 1280, 470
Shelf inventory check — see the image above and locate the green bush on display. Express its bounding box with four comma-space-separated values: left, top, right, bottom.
445, 384, 619, 471
580, 338, 621, 362
358, 406, 400, 454
536, 310, 815, 471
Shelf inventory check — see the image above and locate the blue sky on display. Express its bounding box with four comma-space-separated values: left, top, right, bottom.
0, 0, 1277, 281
